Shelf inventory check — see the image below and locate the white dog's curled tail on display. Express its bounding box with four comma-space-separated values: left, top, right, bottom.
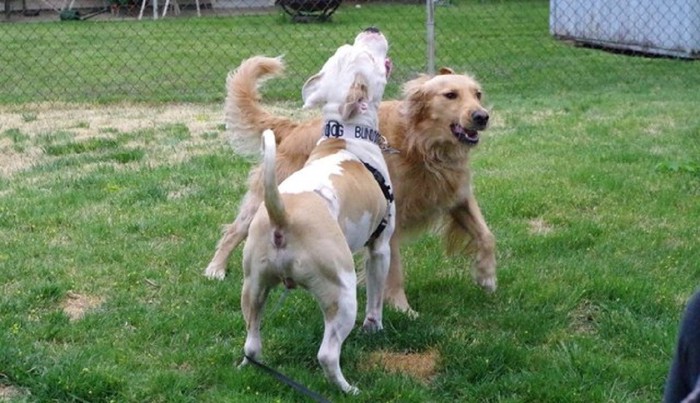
262, 130, 289, 244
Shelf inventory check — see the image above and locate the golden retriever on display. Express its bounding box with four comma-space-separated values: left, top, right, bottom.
205, 57, 496, 315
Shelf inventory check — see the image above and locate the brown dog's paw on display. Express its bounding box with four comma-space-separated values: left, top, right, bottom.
475, 276, 497, 293
473, 249, 497, 292
385, 293, 419, 318
204, 262, 226, 280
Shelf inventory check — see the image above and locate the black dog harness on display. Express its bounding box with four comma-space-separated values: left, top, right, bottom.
322, 120, 395, 245
362, 162, 394, 245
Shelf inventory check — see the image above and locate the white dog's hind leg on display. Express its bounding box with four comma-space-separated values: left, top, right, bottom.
238, 269, 271, 368
315, 273, 359, 394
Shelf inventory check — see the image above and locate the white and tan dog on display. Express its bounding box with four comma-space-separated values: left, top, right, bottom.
238, 28, 394, 394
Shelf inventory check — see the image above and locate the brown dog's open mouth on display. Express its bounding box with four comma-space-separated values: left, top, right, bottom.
450, 123, 480, 145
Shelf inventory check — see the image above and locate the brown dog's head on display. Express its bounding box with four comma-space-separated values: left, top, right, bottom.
403, 68, 489, 148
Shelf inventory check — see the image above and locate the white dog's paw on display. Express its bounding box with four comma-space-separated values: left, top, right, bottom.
238, 349, 262, 369
344, 385, 360, 395
204, 263, 226, 280
362, 316, 383, 333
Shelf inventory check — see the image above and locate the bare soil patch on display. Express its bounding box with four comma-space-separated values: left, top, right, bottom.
568, 299, 600, 335
0, 103, 224, 177
0, 384, 26, 400
528, 218, 554, 235
0, 102, 318, 177
0, 103, 223, 138
362, 349, 439, 384
61, 291, 104, 321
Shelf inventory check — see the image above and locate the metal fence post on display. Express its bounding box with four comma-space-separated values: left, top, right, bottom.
426, 0, 435, 75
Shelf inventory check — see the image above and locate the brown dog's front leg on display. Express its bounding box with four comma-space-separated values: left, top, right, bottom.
384, 232, 418, 317
448, 192, 497, 292
204, 166, 265, 280
203, 193, 258, 280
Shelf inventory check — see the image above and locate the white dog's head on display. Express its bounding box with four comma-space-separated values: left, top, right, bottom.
302, 27, 391, 125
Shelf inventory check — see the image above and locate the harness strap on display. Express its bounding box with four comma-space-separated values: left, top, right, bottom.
363, 162, 394, 246
363, 162, 394, 203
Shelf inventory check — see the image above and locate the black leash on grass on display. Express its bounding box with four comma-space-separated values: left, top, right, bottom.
242, 288, 332, 403
244, 354, 331, 403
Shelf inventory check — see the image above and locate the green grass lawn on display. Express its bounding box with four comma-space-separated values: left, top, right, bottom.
1, 0, 700, 401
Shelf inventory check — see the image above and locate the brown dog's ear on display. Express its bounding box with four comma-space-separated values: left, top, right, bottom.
403, 78, 430, 122
438, 67, 455, 75
402, 74, 431, 96
340, 74, 368, 120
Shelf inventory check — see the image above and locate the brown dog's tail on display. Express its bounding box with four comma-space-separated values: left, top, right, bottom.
261, 130, 289, 241
225, 56, 293, 157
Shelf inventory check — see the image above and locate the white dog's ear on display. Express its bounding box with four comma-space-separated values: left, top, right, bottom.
302, 44, 354, 109
301, 72, 324, 109
339, 73, 369, 120
438, 67, 455, 75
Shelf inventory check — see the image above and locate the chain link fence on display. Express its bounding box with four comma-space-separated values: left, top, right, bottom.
0, 0, 697, 105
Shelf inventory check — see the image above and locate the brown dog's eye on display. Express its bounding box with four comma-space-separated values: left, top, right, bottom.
476, 90, 482, 100
443, 91, 458, 100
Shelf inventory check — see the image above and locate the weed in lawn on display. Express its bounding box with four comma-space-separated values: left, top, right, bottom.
2, 128, 29, 144
20, 112, 37, 123
43, 138, 121, 156
106, 148, 146, 164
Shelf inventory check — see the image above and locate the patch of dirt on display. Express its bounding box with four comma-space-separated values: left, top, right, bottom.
0, 384, 26, 400
528, 218, 554, 235
0, 103, 225, 177
0, 145, 43, 178
0, 102, 318, 177
568, 299, 600, 335
0, 102, 223, 138
61, 291, 104, 322
361, 349, 439, 384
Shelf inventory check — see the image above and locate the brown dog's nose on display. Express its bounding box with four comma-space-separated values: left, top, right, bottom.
472, 110, 489, 127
